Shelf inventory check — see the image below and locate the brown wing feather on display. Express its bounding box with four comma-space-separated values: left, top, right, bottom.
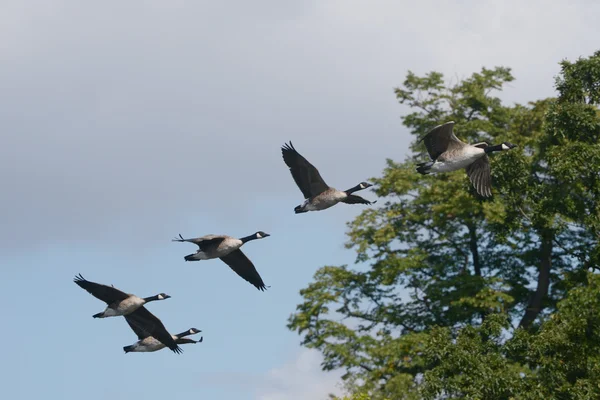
125, 307, 182, 354
419, 121, 466, 160
124, 314, 149, 340
219, 249, 268, 291
281, 142, 329, 198
465, 156, 492, 197
73, 274, 130, 305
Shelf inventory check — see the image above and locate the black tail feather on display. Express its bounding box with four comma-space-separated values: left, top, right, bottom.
184, 253, 198, 262
416, 162, 433, 175
294, 205, 307, 214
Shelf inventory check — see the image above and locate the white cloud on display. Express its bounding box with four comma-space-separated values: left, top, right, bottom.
1, 0, 599, 252
256, 349, 343, 400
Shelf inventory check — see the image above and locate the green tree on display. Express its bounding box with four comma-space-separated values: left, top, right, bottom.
422, 273, 600, 399
288, 51, 600, 398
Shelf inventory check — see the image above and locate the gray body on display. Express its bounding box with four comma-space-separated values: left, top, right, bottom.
281, 141, 375, 213
124, 328, 202, 353
73, 274, 170, 319
172, 231, 270, 291
99, 295, 146, 318
179, 234, 243, 261
299, 188, 350, 212
416, 121, 517, 197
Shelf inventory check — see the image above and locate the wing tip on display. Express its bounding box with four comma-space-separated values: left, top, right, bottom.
73, 273, 87, 285
281, 141, 296, 153
257, 284, 270, 292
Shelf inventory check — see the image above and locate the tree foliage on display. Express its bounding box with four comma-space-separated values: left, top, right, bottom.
288, 51, 600, 399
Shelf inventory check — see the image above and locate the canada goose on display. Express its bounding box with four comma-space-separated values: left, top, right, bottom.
74, 274, 170, 318
281, 141, 376, 213
123, 317, 202, 353
122, 306, 184, 354
415, 121, 517, 197
172, 232, 269, 291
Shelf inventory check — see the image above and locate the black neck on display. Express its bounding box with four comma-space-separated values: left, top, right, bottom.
344, 183, 365, 195
143, 295, 161, 303
240, 234, 257, 243
484, 144, 504, 153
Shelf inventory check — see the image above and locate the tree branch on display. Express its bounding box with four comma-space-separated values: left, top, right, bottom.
519, 229, 553, 329
467, 224, 482, 277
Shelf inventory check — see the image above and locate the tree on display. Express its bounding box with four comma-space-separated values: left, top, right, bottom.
287, 51, 600, 398
422, 273, 600, 399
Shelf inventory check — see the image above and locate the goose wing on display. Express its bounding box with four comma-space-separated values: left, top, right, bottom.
219, 249, 268, 291
124, 313, 150, 340
465, 155, 492, 197
172, 234, 226, 251
125, 307, 182, 354
73, 274, 129, 305
281, 141, 329, 199
341, 195, 377, 205
176, 338, 201, 345
418, 121, 467, 160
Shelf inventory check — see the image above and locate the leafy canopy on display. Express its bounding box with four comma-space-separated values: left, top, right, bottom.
288, 51, 600, 399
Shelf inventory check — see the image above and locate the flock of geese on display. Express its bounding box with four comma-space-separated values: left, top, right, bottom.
74, 121, 517, 354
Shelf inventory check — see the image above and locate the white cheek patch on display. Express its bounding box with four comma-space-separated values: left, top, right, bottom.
501, 143, 510, 150
256, 233, 262, 238
158, 294, 164, 300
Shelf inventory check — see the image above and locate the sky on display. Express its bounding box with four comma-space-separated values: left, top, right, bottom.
1, 1, 599, 399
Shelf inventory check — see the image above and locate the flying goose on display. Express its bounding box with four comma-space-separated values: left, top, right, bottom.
122, 306, 184, 354
172, 231, 270, 291
281, 141, 376, 213
123, 316, 202, 353
74, 274, 170, 318
415, 121, 517, 197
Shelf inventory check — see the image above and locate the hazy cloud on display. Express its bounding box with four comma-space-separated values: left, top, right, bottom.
256, 349, 343, 400
1, 0, 599, 252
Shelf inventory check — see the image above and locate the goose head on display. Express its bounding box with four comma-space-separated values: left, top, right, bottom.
501, 142, 518, 150
255, 231, 271, 239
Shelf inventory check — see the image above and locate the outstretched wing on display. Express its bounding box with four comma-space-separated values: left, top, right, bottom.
172, 234, 226, 251
219, 249, 268, 291
418, 121, 466, 160
341, 195, 376, 205
124, 314, 150, 340
73, 274, 129, 305
125, 307, 182, 354
465, 155, 492, 197
281, 142, 329, 199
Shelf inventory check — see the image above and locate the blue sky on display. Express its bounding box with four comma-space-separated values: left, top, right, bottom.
2, 1, 600, 399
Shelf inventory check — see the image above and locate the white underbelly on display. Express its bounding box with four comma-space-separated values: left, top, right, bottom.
430, 153, 483, 173
190, 251, 211, 260
131, 337, 165, 352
